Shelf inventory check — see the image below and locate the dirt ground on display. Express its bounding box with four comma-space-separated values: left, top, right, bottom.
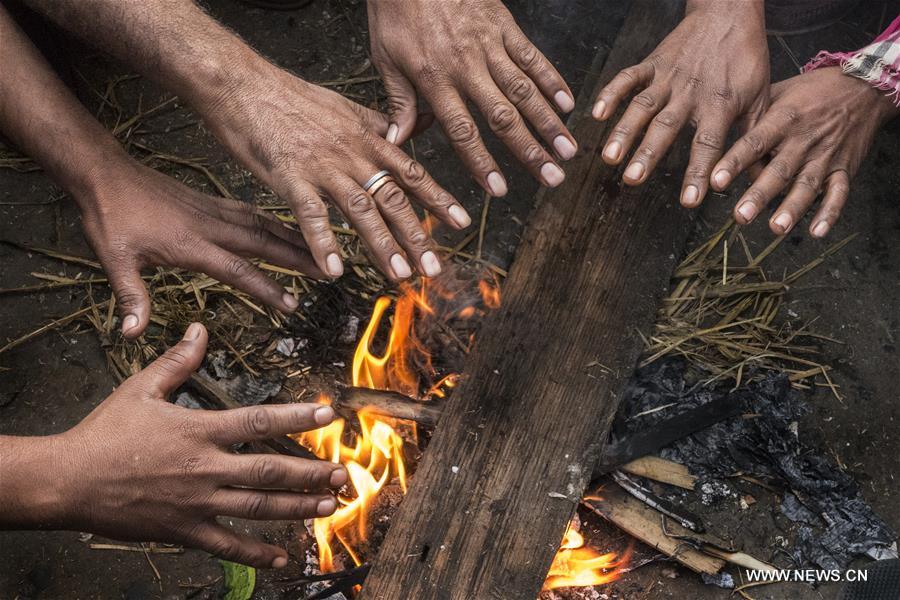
1, 0, 899, 599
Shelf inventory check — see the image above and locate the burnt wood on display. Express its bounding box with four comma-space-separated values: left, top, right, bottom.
359, 2, 692, 598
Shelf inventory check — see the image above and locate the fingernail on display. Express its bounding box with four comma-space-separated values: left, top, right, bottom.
713, 169, 731, 189
421, 250, 441, 278
314, 405, 335, 425
317, 497, 337, 516
122, 314, 140, 335
624, 162, 644, 182
272, 556, 288, 569
390, 253, 412, 279
681, 185, 699, 207
330, 467, 348, 487
772, 212, 793, 233
486, 171, 508, 197
737, 202, 756, 222
386, 123, 399, 145
812, 221, 830, 238
540, 163, 565, 187
282, 292, 299, 312
553, 135, 577, 160
603, 140, 622, 163
554, 90, 575, 113
448, 204, 471, 228
326, 253, 344, 278
592, 99, 607, 120
183, 322, 202, 341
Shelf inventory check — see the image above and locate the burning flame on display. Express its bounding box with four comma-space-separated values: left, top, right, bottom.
543, 522, 628, 590
296, 271, 622, 592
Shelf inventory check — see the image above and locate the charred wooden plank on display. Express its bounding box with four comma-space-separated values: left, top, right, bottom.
359, 2, 693, 598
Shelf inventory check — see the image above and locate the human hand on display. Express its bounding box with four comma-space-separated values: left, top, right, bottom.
201, 67, 471, 281
78, 162, 325, 339
711, 67, 899, 237
593, 0, 769, 207
367, 0, 577, 195
49, 323, 346, 568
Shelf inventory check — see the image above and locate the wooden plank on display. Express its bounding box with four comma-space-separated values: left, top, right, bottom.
584, 484, 725, 575
359, 2, 692, 598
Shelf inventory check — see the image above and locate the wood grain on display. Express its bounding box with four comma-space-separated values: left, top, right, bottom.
360, 2, 693, 598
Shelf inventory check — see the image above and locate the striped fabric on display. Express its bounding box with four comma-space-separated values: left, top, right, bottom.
804, 14, 900, 106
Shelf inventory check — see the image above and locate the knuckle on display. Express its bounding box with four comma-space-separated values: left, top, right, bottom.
636, 145, 656, 160
743, 187, 768, 207
295, 194, 328, 218
523, 144, 546, 167
407, 228, 429, 247
402, 159, 428, 186
631, 92, 657, 111
694, 130, 723, 151
487, 102, 519, 133
253, 457, 283, 487
179, 455, 206, 476
768, 159, 793, 183
653, 111, 680, 129
505, 76, 535, 105
379, 186, 410, 212
712, 87, 734, 104
225, 256, 253, 280
444, 114, 479, 145
515, 41, 539, 68
374, 232, 396, 254
244, 493, 269, 519
348, 191, 376, 215
796, 172, 821, 191
741, 133, 766, 157
244, 408, 273, 437
206, 535, 238, 559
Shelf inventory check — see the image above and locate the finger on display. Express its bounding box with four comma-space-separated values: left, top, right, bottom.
190, 244, 300, 313
370, 178, 440, 277
349, 101, 390, 138
381, 63, 419, 146
212, 223, 325, 279
769, 161, 827, 234
325, 175, 412, 281
619, 103, 689, 187
103, 257, 151, 339
712, 116, 783, 191
592, 62, 654, 121
502, 29, 574, 113
223, 453, 346, 491
206, 402, 338, 445
373, 142, 471, 229
809, 170, 850, 238
210, 489, 337, 521
602, 84, 669, 167
425, 84, 508, 197
465, 72, 565, 187
191, 521, 288, 569
282, 179, 344, 278
679, 113, 730, 206
732, 147, 806, 225
138, 323, 207, 397
489, 56, 577, 161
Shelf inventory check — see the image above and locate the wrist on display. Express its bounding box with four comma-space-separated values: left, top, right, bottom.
686, 0, 764, 22
0, 434, 72, 529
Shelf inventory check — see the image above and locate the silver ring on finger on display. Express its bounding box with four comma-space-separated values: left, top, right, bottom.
362, 169, 391, 192
367, 174, 395, 196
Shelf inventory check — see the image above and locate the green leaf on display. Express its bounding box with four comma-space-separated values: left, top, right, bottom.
220, 560, 256, 600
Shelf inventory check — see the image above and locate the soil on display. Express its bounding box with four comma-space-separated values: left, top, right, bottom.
1, 1, 898, 599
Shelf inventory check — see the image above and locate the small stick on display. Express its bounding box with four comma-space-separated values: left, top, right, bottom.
335, 386, 443, 427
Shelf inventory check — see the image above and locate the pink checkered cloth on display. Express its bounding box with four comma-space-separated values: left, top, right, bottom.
804, 14, 900, 106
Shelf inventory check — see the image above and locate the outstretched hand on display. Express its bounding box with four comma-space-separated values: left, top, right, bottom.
79, 163, 325, 339
367, 0, 577, 194
49, 323, 345, 568
711, 67, 900, 237
593, 0, 769, 207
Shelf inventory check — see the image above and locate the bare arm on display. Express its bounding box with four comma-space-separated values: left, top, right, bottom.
22, 0, 471, 281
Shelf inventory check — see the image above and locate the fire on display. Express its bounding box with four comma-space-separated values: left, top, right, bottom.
296, 270, 621, 593
543, 522, 628, 590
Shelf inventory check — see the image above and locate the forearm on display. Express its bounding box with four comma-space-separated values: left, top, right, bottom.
0, 434, 69, 529
0, 6, 126, 205
20, 0, 271, 114
686, 0, 764, 19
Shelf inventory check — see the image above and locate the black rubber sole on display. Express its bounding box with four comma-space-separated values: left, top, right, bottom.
839, 559, 900, 600
765, 0, 862, 35
239, 0, 314, 10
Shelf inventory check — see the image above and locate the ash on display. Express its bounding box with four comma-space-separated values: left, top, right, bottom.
612, 358, 896, 570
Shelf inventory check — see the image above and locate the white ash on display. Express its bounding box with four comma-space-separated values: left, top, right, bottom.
339, 315, 360, 344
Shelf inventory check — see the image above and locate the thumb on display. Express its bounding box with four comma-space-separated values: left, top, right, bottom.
106, 260, 151, 339
138, 323, 208, 398
381, 66, 419, 146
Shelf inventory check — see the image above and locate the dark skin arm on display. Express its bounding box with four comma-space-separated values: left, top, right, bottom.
0, 5, 328, 338
0, 323, 347, 568
712, 67, 900, 237
367, 0, 577, 194
21, 0, 470, 283
593, 0, 768, 207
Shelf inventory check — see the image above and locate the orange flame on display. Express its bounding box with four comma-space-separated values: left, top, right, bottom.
543, 522, 628, 590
